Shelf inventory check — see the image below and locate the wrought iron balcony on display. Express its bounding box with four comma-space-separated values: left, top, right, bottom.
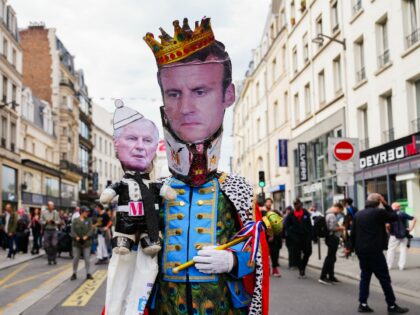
378, 49, 390, 68
382, 128, 395, 143
356, 66, 366, 82
406, 28, 420, 48
60, 159, 83, 175
352, 0, 362, 15
360, 138, 369, 151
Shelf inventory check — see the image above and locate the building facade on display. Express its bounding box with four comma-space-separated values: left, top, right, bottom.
233, 0, 292, 211
344, 0, 420, 237
0, 0, 22, 211
91, 103, 123, 196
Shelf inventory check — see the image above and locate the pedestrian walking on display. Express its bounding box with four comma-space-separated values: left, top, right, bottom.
386, 202, 417, 271
264, 198, 282, 277
41, 201, 61, 265
319, 203, 345, 285
31, 208, 42, 255
95, 204, 111, 264
70, 206, 94, 281
283, 206, 296, 269
16, 208, 30, 253
3, 204, 17, 259
71, 206, 80, 222
351, 193, 409, 314
284, 198, 312, 278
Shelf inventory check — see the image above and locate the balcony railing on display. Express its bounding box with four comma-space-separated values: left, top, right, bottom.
411, 118, 420, 133
22, 192, 60, 206
360, 138, 369, 151
60, 159, 83, 175
352, 0, 362, 15
356, 66, 366, 82
406, 28, 420, 48
382, 128, 395, 143
378, 49, 390, 68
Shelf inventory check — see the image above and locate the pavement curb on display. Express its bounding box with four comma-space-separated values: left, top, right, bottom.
0, 253, 45, 271
279, 256, 420, 301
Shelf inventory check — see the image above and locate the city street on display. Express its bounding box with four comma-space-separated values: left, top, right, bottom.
1, 253, 419, 315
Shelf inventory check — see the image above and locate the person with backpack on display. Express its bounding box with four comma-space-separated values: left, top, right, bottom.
386, 202, 417, 271
319, 203, 346, 285
263, 198, 283, 277
284, 198, 312, 278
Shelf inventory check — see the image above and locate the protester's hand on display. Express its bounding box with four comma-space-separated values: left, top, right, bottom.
83, 236, 88, 240
76, 236, 80, 241
104, 227, 108, 232
193, 246, 234, 274
379, 194, 387, 206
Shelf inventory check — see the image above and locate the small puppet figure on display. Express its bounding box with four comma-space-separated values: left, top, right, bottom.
100, 99, 176, 255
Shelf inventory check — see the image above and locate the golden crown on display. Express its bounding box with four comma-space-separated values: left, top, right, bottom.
143, 17, 215, 66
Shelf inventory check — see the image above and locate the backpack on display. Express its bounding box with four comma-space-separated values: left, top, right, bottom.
313, 215, 328, 238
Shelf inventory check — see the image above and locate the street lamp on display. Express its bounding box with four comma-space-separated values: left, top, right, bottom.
312, 33, 346, 50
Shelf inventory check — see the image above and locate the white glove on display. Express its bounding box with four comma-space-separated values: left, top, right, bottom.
192, 246, 234, 274
100, 188, 116, 204
160, 183, 177, 200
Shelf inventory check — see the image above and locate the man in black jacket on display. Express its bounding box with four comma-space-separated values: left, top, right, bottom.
284, 198, 312, 278
351, 193, 409, 314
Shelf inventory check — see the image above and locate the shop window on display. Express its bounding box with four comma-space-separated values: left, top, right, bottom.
2, 165, 17, 202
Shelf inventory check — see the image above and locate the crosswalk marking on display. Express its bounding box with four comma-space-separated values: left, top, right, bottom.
61, 270, 107, 307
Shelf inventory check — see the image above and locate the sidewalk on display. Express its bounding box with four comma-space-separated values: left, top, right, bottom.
0, 249, 44, 271
280, 241, 420, 300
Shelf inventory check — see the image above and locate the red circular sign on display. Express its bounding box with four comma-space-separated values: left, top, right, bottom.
334, 141, 354, 161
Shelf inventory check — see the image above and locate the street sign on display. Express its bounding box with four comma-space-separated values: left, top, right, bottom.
278, 139, 288, 167
328, 137, 359, 171
334, 141, 355, 161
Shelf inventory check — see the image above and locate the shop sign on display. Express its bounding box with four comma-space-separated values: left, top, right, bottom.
278, 139, 288, 167
302, 182, 322, 195
360, 133, 420, 169
298, 143, 308, 182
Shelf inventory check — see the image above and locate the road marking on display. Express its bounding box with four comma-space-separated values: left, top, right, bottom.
0, 263, 70, 290
62, 270, 108, 307
0, 263, 28, 287
0, 265, 72, 315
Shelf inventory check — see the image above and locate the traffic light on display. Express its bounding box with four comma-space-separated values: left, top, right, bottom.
257, 192, 266, 207
258, 171, 265, 188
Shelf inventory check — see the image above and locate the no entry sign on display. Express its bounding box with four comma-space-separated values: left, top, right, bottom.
334, 141, 355, 161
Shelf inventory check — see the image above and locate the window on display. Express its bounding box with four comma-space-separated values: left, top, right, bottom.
104, 139, 108, 155
292, 46, 298, 73
99, 137, 103, 152
382, 94, 394, 142
93, 134, 96, 146
79, 146, 89, 173
2, 75, 7, 102
377, 17, 390, 68
355, 37, 366, 82
12, 84, 16, 103
79, 96, 89, 115
291, 1, 296, 21
304, 83, 311, 116
281, 44, 287, 72
3, 38, 7, 58
256, 82, 260, 101
316, 15, 323, 49
271, 58, 277, 83
10, 122, 16, 151
79, 120, 90, 139
270, 23, 275, 40
352, 0, 363, 16
280, 8, 286, 28
294, 93, 300, 125
45, 177, 59, 197
98, 159, 102, 173
283, 91, 288, 125
2, 165, 17, 198
331, 1, 339, 32
318, 70, 326, 105
358, 106, 369, 151
333, 55, 342, 93
66, 95, 72, 110
257, 118, 261, 140
405, 0, 420, 47
303, 33, 309, 62
12, 49, 16, 68
274, 101, 279, 128
105, 161, 108, 177
1, 116, 7, 144
413, 79, 420, 132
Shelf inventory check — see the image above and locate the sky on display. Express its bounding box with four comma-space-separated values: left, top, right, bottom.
11, 0, 271, 171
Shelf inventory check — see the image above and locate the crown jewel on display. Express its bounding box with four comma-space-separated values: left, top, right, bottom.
143, 17, 215, 66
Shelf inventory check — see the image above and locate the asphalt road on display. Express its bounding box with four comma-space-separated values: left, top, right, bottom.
2, 255, 420, 315
270, 266, 420, 315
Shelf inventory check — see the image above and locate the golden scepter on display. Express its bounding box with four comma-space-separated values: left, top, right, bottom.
172, 211, 282, 274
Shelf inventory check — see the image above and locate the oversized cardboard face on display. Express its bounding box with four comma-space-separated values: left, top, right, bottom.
160, 61, 235, 143
114, 119, 159, 172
